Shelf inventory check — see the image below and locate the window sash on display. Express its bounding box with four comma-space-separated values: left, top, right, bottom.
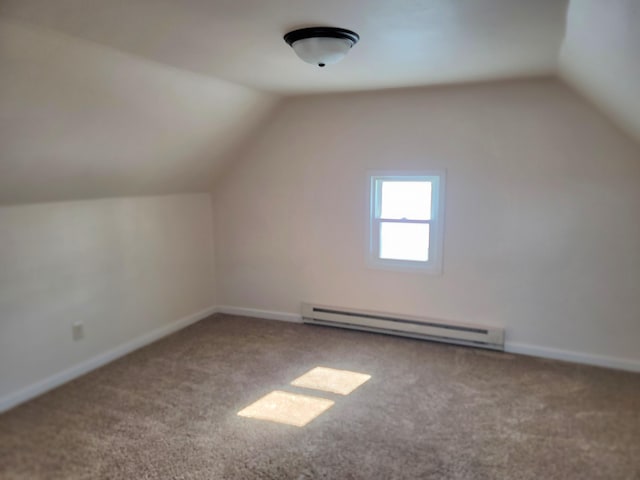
374, 218, 432, 224
372, 218, 433, 263
373, 177, 436, 222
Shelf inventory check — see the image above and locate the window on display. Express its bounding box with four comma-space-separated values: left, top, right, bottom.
369, 172, 445, 273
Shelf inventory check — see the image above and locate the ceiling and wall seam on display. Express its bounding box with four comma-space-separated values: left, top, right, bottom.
1, 0, 638, 206
556, 0, 640, 144
0, 18, 280, 205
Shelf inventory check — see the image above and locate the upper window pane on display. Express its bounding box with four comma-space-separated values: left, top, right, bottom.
380, 181, 432, 220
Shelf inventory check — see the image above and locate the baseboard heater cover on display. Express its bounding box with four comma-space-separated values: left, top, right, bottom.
302, 303, 505, 351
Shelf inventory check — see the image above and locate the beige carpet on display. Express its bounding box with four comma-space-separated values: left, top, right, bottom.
1, 314, 639, 479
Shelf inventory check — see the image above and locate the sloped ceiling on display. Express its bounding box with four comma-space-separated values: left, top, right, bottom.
0, 20, 276, 205
559, 0, 640, 143
0, 0, 637, 205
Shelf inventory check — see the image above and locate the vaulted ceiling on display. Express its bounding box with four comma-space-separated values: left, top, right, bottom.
0, 0, 568, 93
0, 0, 638, 204
559, 0, 640, 144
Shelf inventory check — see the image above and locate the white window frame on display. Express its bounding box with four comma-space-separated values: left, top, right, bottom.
368, 171, 446, 274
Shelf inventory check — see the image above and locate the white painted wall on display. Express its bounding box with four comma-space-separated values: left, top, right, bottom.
0, 194, 215, 408
213, 79, 640, 366
560, 0, 640, 143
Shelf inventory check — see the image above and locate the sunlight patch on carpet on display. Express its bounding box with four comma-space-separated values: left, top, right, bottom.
237, 390, 334, 427
290, 366, 371, 395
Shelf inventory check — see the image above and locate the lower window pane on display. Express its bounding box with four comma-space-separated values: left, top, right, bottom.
380, 222, 429, 262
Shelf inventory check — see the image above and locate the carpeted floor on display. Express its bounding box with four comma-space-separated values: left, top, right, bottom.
1, 314, 639, 479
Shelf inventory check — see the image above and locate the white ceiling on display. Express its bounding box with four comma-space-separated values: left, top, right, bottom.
559, 0, 640, 143
1, 0, 638, 205
0, 0, 568, 94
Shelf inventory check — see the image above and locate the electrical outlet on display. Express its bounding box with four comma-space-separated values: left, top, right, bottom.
72, 321, 84, 341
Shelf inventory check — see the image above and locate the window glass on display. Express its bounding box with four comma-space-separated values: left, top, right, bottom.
380, 181, 432, 220
380, 222, 430, 261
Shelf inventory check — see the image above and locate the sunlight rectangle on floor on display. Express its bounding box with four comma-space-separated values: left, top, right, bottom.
237, 390, 334, 427
290, 366, 371, 395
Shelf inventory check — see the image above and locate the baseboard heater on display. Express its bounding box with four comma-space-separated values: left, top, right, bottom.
302, 303, 505, 351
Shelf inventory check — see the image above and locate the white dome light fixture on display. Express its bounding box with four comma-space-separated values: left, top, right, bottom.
284, 27, 360, 67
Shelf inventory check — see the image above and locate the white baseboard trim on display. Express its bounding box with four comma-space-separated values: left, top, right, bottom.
3, 305, 637, 414
505, 341, 640, 373
216, 305, 302, 323
217, 306, 640, 373
0, 305, 217, 414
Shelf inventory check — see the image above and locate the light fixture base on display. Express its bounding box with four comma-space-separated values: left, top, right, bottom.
284, 27, 360, 47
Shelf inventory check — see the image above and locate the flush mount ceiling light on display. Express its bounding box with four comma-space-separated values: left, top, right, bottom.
284, 27, 360, 67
